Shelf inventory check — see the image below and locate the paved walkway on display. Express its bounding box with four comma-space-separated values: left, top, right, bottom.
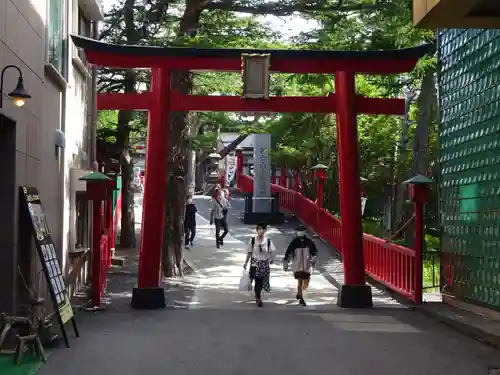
35, 195, 500, 375
180, 195, 401, 310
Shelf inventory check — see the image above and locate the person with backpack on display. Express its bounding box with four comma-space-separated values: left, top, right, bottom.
243, 223, 276, 307
209, 187, 230, 248
283, 226, 318, 306
184, 195, 197, 249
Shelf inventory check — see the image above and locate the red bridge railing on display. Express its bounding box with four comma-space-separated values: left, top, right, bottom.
237, 174, 419, 303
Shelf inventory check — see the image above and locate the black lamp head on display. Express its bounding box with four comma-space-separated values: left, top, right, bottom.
8, 76, 31, 107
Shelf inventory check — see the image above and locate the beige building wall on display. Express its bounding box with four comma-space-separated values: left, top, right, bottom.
0, 0, 102, 314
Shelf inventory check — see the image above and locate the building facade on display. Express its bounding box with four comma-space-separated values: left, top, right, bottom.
439, 29, 500, 310
0, 0, 102, 315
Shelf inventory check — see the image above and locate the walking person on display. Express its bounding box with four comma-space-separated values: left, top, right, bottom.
243, 224, 276, 307
184, 195, 197, 249
283, 226, 318, 306
209, 187, 230, 248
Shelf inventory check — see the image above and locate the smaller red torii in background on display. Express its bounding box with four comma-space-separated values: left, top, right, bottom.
72, 35, 431, 309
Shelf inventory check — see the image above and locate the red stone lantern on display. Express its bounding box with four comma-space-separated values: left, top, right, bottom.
311, 163, 328, 208
79, 172, 116, 308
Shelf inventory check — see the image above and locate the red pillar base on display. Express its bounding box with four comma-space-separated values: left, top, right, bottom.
337, 284, 373, 308
131, 287, 166, 310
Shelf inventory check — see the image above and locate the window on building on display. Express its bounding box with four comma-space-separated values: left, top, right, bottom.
78, 8, 91, 63
47, 0, 66, 75
75, 193, 90, 248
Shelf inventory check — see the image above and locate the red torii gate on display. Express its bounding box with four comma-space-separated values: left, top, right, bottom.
72, 35, 431, 309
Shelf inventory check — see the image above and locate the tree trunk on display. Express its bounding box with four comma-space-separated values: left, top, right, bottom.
117, 0, 138, 248
186, 150, 197, 194
120, 149, 136, 248
403, 70, 436, 244
186, 113, 201, 194
162, 0, 203, 276
117, 99, 136, 248
412, 71, 436, 176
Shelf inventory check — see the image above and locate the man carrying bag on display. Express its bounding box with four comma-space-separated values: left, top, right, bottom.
209, 187, 230, 248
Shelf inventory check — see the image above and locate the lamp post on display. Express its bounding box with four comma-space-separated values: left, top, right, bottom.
402, 174, 433, 305
0, 65, 31, 108
311, 163, 328, 208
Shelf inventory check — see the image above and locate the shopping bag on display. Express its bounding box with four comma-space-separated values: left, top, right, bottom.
239, 271, 251, 291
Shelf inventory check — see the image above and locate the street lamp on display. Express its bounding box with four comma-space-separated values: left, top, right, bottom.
0, 65, 31, 108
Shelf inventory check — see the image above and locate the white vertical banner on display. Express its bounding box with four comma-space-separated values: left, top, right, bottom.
361, 197, 367, 215
253, 134, 272, 213
225, 154, 237, 186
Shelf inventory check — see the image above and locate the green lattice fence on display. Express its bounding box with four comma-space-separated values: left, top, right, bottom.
439, 29, 500, 309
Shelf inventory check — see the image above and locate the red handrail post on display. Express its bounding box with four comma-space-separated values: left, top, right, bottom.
403, 174, 433, 305
414, 200, 424, 305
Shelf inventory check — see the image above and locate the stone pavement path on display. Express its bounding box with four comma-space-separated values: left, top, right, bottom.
35, 194, 500, 375
181, 200, 338, 310
186, 195, 402, 309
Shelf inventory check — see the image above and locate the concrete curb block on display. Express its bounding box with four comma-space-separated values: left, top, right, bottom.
416, 306, 500, 350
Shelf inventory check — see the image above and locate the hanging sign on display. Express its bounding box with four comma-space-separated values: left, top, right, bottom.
19, 186, 79, 348
226, 154, 237, 185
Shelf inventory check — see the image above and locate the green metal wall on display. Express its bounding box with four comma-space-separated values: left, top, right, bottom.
439, 29, 500, 309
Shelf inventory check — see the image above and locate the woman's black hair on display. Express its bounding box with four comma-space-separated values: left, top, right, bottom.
256, 223, 267, 230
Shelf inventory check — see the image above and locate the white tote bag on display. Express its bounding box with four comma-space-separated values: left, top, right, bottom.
239, 270, 251, 291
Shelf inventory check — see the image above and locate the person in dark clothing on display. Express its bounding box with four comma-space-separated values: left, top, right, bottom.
184, 195, 197, 249
283, 226, 318, 306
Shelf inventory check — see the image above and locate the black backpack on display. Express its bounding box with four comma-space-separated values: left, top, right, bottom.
251, 237, 271, 252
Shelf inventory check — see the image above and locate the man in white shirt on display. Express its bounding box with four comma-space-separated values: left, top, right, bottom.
209, 187, 230, 248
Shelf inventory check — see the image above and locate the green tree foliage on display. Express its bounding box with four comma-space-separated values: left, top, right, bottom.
96, 0, 439, 271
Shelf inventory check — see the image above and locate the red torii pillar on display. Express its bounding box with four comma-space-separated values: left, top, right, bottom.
132, 68, 170, 309
335, 71, 368, 303
72, 34, 432, 309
